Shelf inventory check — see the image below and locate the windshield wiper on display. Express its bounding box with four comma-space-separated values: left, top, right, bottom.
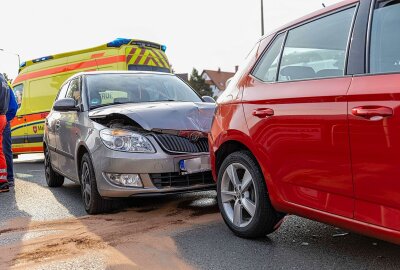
91, 100, 178, 109
147, 99, 176, 102
90, 101, 135, 109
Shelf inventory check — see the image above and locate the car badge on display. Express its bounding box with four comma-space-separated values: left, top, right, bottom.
189, 132, 203, 143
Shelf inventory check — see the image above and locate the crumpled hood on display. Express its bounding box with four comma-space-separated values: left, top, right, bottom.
89, 102, 216, 132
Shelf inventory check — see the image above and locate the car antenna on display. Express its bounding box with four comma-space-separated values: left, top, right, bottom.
322, 3, 326, 7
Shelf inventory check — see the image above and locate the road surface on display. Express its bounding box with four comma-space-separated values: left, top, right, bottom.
0, 154, 399, 269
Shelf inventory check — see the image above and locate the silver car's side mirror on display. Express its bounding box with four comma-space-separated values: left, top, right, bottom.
202, 96, 216, 103
53, 98, 79, 112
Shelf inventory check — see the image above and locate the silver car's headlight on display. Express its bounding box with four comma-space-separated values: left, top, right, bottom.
99, 129, 155, 153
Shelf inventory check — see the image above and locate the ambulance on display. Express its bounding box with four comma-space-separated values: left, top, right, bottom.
11, 38, 171, 156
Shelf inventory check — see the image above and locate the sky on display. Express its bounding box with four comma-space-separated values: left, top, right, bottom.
0, 0, 342, 80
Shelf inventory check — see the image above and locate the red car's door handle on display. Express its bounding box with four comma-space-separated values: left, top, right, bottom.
252, 108, 274, 118
351, 106, 393, 120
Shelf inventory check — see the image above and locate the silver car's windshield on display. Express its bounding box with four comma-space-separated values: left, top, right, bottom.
86, 73, 202, 109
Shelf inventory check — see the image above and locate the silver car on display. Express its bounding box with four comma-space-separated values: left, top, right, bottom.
44, 71, 216, 214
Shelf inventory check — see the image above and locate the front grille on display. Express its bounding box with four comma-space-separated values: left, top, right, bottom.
150, 171, 214, 189
153, 134, 209, 153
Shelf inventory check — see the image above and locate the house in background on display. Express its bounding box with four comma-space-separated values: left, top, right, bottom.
175, 73, 189, 83
201, 68, 236, 98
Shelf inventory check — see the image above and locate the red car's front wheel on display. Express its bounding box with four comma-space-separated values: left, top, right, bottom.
217, 151, 285, 238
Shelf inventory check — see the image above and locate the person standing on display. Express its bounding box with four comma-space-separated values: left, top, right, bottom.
3, 80, 18, 187
0, 74, 10, 192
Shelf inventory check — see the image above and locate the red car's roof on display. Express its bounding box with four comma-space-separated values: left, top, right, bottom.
266, 0, 360, 37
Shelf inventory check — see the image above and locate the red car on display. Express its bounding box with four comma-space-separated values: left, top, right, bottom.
210, 0, 400, 244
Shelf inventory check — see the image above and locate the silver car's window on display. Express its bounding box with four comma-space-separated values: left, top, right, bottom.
86, 74, 202, 109
56, 81, 70, 101
65, 79, 81, 105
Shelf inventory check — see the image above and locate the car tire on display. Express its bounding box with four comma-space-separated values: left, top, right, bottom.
80, 153, 112, 214
217, 151, 285, 238
44, 145, 64, 187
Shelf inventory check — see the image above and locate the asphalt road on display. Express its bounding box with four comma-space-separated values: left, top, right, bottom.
1, 154, 400, 269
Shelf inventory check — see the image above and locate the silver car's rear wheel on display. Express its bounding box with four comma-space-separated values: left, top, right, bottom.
44, 145, 64, 187
221, 163, 257, 228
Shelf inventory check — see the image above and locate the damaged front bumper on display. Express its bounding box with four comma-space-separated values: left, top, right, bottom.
91, 136, 215, 198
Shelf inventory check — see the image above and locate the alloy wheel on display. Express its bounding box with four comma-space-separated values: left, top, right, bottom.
221, 163, 257, 228
81, 162, 92, 207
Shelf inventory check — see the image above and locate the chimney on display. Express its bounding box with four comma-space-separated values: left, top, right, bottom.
235, 65, 239, 73
218, 67, 221, 73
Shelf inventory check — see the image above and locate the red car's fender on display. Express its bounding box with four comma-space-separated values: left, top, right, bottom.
209, 103, 287, 212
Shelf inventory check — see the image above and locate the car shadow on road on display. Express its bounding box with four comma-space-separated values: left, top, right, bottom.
173, 215, 400, 270
15, 154, 218, 217
0, 186, 32, 270
14, 156, 87, 218
13, 154, 221, 223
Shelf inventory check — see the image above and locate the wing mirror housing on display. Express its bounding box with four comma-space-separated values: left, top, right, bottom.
53, 98, 80, 112
202, 96, 216, 103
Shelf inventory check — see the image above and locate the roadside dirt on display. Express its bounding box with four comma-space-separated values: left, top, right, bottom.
0, 195, 220, 270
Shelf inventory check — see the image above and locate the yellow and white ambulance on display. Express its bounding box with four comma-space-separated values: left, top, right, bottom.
11, 38, 171, 156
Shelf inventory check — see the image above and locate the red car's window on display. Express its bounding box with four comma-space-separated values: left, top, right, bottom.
252, 34, 285, 82
278, 7, 356, 82
370, 0, 400, 74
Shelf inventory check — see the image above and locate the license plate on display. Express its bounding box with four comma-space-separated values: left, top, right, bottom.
179, 156, 211, 175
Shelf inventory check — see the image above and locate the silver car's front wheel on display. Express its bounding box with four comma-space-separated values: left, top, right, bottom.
221, 163, 257, 228
217, 151, 285, 238
81, 162, 91, 208
80, 153, 112, 214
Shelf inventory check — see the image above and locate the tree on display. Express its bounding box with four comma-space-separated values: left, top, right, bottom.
188, 68, 212, 97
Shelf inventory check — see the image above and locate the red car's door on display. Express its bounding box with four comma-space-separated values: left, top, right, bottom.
348, 1, 400, 230
242, 6, 357, 218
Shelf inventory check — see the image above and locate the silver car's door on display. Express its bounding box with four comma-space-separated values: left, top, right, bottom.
46, 81, 70, 170
57, 78, 81, 180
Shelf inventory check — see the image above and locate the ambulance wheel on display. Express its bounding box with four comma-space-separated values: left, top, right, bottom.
44, 145, 64, 187
80, 153, 112, 214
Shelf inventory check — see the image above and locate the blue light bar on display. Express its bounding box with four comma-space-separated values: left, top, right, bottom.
107, 38, 131, 48
32, 56, 53, 63
161, 45, 167, 52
